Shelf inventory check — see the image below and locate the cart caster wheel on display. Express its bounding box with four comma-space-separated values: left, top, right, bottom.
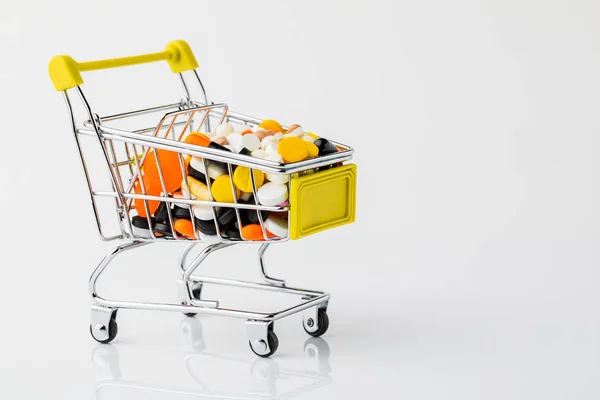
249, 330, 279, 358
90, 316, 118, 344
303, 309, 329, 337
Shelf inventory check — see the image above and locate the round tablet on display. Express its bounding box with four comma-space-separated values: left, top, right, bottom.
226, 132, 243, 152
240, 134, 261, 152
258, 119, 283, 133
190, 157, 227, 180
265, 172, 289, 184
251, 149, 268, 159
233, 166, 265, 193
215, 122, 234, 137
193, 205, 218, 220
132, 215, 155, 229
211, 175, 241, 203
264, 215, 288, 237
261, 135, 278, 150
154, 201, 170, 223
278, 137, 308, 163
217, 207, 238, 227
265, 142, 280, 156
153, 221, 174, 237
265, 152, 283, 163
257, 182, 288, 206
195, 218, 219, 235
243, 209, 269, 225
172, 206, 193, 220
305, 141, 319, 158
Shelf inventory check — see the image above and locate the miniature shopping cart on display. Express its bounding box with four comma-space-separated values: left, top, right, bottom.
49, 40, 357, 357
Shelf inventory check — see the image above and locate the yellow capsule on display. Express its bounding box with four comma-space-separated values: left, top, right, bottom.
184, 176, 210, 201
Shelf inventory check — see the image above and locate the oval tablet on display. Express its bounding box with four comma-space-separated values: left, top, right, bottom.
265, 142, 279, 156
226, 132, 243, 152
257, 182, 288, 206
278, 137, 308, 163
233, 166, 265, 193
264, 215, 288, 237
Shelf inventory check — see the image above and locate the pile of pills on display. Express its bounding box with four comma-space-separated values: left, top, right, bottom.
131, 119, 341, 242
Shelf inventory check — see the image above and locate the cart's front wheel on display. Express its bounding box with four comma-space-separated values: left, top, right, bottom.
90, 316, 118, 344
303, 308, 329, 337
249, 330, 279, 358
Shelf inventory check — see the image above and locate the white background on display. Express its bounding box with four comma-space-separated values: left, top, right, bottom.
1, 0, 600, 398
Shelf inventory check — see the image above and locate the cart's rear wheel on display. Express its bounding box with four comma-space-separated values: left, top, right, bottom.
183, 282, 203, 317
303, 309, 329, 337
249, 330, 279, 357
90, 316, 118, 344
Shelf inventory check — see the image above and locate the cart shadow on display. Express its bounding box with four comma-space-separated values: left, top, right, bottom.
92, 318, 333, 400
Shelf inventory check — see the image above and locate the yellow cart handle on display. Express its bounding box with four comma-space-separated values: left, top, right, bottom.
48, 40, 198, 91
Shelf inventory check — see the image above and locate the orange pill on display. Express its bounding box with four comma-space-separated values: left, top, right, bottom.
241, 224, 277, 240
174, 219, 195, 237
278, 136, 308, 162
241, 129, 254, 135
134, 149, 183, 218
258, 119, 283, 133
184, 132, 211, 147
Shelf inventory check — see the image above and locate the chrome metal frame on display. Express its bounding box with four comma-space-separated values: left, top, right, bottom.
58, 66, 352, 356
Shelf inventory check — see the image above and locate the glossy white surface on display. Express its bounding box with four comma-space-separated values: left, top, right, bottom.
1, 0, 600, 398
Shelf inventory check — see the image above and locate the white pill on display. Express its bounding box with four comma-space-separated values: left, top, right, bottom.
273, 132, 283, 140
176, 189, 196, 208
199, 232, 221, 244
133, 226, 152, 238
215, 122, 234, 137
264, 215, 289, 237
226, 132, 243, 152
193, 205, 219, 221
302, 135, 315, 143
260, 135, 279, 150
251, 149, 268, 159
286, 127, 304, 137
240, 134, 260, 152
265, 172, 289, 184
257, 182, 288, 206
190, 157, 227, 179
265, 142, 280, 156
265, 152, 283, 163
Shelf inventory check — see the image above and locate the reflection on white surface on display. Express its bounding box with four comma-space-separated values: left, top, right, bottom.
92, 318, 332, 400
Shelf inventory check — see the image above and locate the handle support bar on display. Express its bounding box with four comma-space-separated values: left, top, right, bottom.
49, 40, 198, 91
